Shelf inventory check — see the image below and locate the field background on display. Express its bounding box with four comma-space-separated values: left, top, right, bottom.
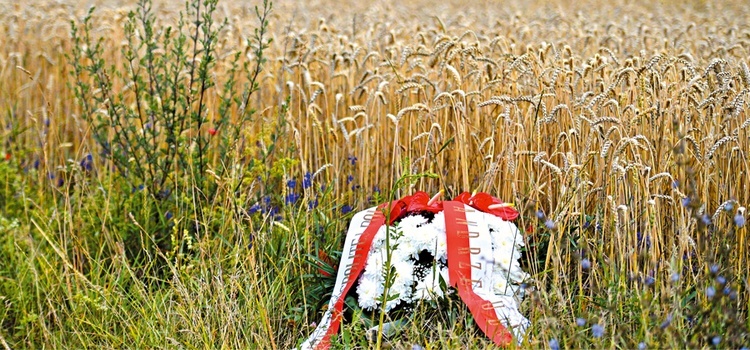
1, 0, 749, 348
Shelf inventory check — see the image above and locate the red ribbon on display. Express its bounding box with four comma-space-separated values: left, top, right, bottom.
314, 191, 518, 348
453, 192, 519, 221
443, 201, 514, 346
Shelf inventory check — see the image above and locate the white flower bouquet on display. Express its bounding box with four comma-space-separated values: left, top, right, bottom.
301, 191, 531, 349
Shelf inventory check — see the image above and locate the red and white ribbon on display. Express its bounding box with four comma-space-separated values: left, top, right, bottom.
300, 192, 526, 349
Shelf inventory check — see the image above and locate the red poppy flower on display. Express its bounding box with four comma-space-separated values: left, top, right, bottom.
208, 128, 217, 136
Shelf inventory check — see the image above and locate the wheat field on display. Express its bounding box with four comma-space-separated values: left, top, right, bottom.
1, 0, 749, 348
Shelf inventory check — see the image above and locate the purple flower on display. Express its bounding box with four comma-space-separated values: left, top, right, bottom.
735, 213, 746, 227
165, 211, 173, 220
700, 214, 711, 226
308, 199, 319, 210
341, 205, 353, 214
711, 336, 721, 346
248, 203, 261, 214
576, 318, 586, 327
681, 197, 691, 207
373, 185, 381, 194
716, 276, 726, 285
660, 314, 672, 329
347, 175, 354, 184
709, 264, 719, 274
545, 219, 556, 229
645, 276, 655, 286
706, 286, 716, 298
287, 179, 297, 189
285, 193, 299, 205
80, 154, 93, 171
348, 155, 358, 165
303, 172, 312, 189
671, 272, 680, 282
549, 338, 560, 350
591, 324, 604, 338
581, 259, 591, 270
536, 210, 545, 219
638, 342, 646, 350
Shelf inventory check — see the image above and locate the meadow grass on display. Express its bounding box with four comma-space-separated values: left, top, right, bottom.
1, 0, 749, 348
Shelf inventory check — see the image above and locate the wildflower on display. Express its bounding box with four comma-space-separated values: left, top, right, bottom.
341, 205, 353, 214
208, 128, 217, 136
591, 324, 604, 338
347, 174, 354, 184
285, 193, 299, 205
80, 154, 93, 171
681, 197, 691, 207
536, 210, 545, 219
735, 213, 746, 227
373, 185, 381, 194
716, 276, 726, 285
544, 219, 556, 229
709, 264, 719, 274
660, 314, 672, 329
581, 259, 591, 270
706, 286, 716, 298
308, 199, 319, 210
700, 214, 711, 226
576, 318, 586, 327
549, 338, 560, 350
645, 276, 655, 286
711, 336, 721, 346
287, 179, 297, 189
248, 203, 261, 214
348, 155, 358, 165
723, 286, 732, 296
638, 342, 646, 350
263, 196, 271, 205
303, 172, 312, 189
724, 202, 734, 211
672, 180, 679, 189
165, 211, 173, 220
411, 345, 424, 350
671, 272, 680, 282
3, 152, 10, 161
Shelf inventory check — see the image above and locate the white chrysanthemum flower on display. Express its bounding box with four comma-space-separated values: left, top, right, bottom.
413, 268, 446, 300
357, 276, 383, 310
398, 214, 429, 232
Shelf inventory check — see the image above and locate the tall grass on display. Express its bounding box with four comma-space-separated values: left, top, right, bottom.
1, 0, 749, 348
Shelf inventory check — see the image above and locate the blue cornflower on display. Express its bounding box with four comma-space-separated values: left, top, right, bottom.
303, 172, 313, 189
308, 199, 319, 210
373, 185, 381, 194
638, 342, 646, 350
672, 180, 679, 189
285, 193, 299, 205
348, 155, 358, 165
700, 214, 711, 226
711, 336, 721, 346
645, 276, 655, 286
287, 179, 297, 189
706, 286, 716, 298
347, 175, 354, 184
660, 314, 672, 329
671, 272, 680, 282
576, 318, 586, 327
33, 159, 40, 169
716, 276, 726, 285
545, 219, 556, 229
411, 345, 424, 350
248, 203, 261, 214
263, 196, 271, 205
735, 213, 746, 227
723, 286, 732, 296
681, 197, 691, 207
591, 324, 604, 338
165, 211, 173, 220
709, 264, 719, 274
341, 205, 353, 214
724, 202, 734, 211
581, 259, 591, 270
536, 210, 545, 219
549, 338, 560, 350
80, 154, 93, 171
